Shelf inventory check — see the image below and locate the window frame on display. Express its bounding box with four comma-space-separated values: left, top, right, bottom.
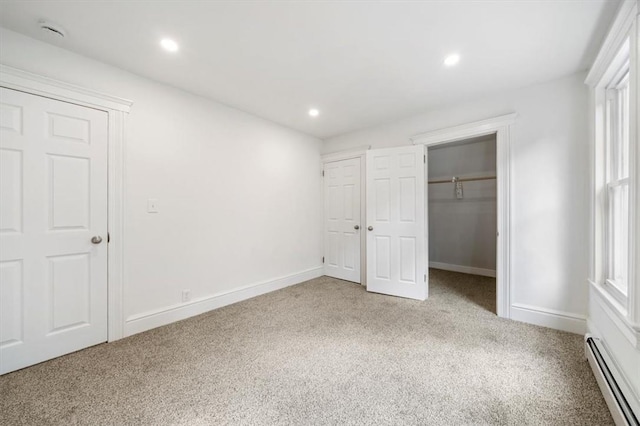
604, 63, 631, 305
596, 37, 633, 309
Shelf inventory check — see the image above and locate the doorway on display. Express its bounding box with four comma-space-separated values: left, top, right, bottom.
427, 135, 497, 313
411, 113, 514, 318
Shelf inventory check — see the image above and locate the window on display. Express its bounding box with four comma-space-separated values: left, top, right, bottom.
603, 55, 630, 304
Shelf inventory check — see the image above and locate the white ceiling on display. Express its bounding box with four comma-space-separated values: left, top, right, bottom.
0, 0, 619, 139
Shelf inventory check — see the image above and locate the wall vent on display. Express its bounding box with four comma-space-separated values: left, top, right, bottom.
39, 21, 66, 38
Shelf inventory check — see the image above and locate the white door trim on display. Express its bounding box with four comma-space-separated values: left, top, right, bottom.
0, 64, 132, 341
322, 146, 370, 286
410, 113, 515, 318
321, 145, 371, 163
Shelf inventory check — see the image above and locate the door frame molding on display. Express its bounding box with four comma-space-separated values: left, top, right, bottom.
411, 113, 516, 318
321, 146, 370, 286
0, 64, 132, 341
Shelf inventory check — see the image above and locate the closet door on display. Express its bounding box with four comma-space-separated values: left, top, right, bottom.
0, 87, 108, 374
366, 145, 427, 300
323, 158, 361, 283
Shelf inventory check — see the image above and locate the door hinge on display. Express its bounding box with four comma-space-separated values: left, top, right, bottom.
424, 273, 427, 282
424, 154, 426, 163
322, 170, 325, 177
107, 232, 110, 243
322, 256, 325, 263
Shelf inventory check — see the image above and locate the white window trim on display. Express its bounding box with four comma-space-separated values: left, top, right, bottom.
598, 59, 632, 309
604, 64, 631, 303
587, 0, 639, 333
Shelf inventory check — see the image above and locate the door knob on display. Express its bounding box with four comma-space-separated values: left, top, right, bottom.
354, 225, 360, 230
91, 236, 103, 244
368, 226, 374, 231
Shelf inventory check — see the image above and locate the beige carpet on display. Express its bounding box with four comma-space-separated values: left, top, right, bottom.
0, 269, 612, 425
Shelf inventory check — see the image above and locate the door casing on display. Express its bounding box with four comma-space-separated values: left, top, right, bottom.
411, 113, 515, 318
0, 64, 132, 341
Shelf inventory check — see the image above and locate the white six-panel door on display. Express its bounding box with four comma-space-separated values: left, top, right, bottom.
323, 158, 361, 283
0, 87, 108, 374
366, 145, 427, 300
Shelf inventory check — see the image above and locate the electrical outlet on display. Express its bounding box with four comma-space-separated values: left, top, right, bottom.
182, 289, 191, 303
147, 198, 159, 213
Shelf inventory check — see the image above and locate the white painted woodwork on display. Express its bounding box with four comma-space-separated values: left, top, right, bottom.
586, 0, 640, 416
1, 64, 130, 343
125, 267, 323, 336
322, 147, 369, 287
323, 158, 361, 283
366, 145, 426, 300
0, 87, 108, 374
412, 117, 514, 319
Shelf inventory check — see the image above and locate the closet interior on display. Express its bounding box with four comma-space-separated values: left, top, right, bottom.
427, 135, 498, 312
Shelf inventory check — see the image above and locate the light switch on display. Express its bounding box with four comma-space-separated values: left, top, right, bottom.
147, 198, 159, 213
455, 182, 463, 199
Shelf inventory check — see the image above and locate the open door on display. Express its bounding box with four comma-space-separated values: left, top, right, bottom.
366, 145, 427, 300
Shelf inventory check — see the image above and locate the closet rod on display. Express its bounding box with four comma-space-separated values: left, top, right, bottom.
428, 176, 496, 184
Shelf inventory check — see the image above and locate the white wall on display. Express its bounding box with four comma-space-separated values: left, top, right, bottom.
428, 136, 497, 273
0, 28, 323, 334
325, 72, 590, 328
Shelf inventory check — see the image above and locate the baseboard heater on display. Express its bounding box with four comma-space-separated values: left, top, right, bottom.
585, 337, 639, 426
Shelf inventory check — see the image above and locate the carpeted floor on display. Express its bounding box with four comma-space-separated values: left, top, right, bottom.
0, 269, 612, 425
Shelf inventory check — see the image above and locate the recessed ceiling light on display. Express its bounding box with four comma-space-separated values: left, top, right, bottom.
160, 38, 179, 52
308, 108, 320, 117
444, 53, 460, 67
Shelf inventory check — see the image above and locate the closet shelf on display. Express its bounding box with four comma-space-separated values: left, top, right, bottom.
428, 176, 496, 184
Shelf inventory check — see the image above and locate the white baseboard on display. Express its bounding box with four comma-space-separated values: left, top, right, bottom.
510, 303, 587, 334
429, 262, 496, 278
124, 266, 324, 337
